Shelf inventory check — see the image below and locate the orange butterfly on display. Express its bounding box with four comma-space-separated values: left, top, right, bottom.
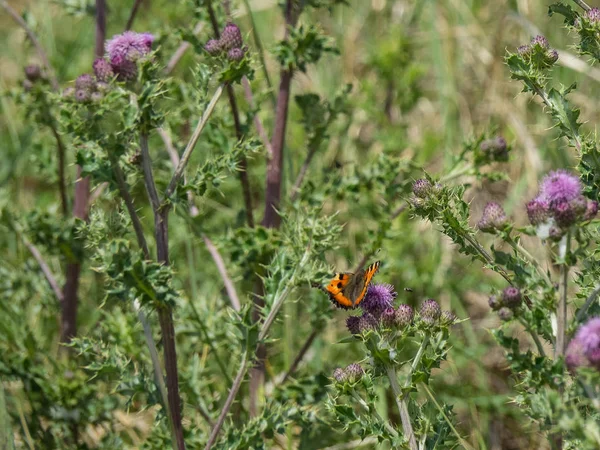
325, 261, 380, 309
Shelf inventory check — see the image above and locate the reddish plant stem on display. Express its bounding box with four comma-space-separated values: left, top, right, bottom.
125, 0, 144, 30
23, 237, 64, 304
282, 329, 318, 383
206, 0, 255, 228
49, 126, 68, 217
140, 134, 186, 450
95, 0, 106, 59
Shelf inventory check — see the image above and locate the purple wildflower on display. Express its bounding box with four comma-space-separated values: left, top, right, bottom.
501, 286, 522, 309
488, 295, 501, 310
333, 368, 347, 383
546, 49, 559, 63
381, 307, 396, 328
441, 310, 457, 325
477, 202, 508, 233
75, 89, 90, 103
517, 44, 531, 56
566, 338, 589, 372
530, 35, 549, 50
413, 179, 432, 198
358, 313, 378, 333
221, 22, 243, 50
584, 200, 599, 221
346, 316, 360, 335
75, 74, 95, 91
93, 58, 114, 81
345, 363, 364, 382
480, 136, 508, 161
526, 197, 550, 226
395, 304, 414, 327
587, 8, 600, 23
106, 31, 154, 63
420, 299, 441, 320
539, 170, 582, 204
553, 200, 579, 228
574, 317, 600, 367
227, 47, 245, 62
24, 64, 42, 82
205, 39, 222, 56
362, 283, 396, 318
497, 307, 514, 321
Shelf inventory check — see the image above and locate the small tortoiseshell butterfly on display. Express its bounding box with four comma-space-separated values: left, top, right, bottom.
325, 261, 380, 309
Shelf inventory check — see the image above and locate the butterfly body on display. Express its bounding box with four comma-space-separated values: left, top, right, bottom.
325, 261, 380, 309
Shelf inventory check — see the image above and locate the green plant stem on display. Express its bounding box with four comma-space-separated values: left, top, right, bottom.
575, 285, 600, 323
506, 236, 552, 287
386, 367, 417, 450
572, 0, 591, 12
518, 318, 547, 357
420, 383, 475, 450
463, 233, 512, 284
556, 232, 570, 359
349, 390, 398, 438
165, 83, 225, 200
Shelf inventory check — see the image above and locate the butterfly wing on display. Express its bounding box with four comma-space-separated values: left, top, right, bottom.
326, 261, 380, 309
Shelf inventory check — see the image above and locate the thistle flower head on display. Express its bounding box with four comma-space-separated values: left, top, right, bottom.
205, 39, 222, 56
517, 45, 531, 56
530, 35, 549, 50
441, 310, 457, 325
574, 317, 600, 367
227, 47, 245, 62
480, 136, 508, 161
24, 64, 42, 82
106, 31, 154, 63
526, 197, 550, 226
221, 22, 243, 50
553, 200, 579, 228
333, 367, 347, 383
477, 202, 508, 233
345, 363, 364, 383
93, 58, 114, 81
358, 313, 378, 333
566, 338, 589, 372
75, 89, 90, 103
497, 307, 514, 321
539, 170, 582, 204
546, 49, 559, 63
413, 179, 432, 198
75, 74, 95, 91
501, 286, 522, 309
420, 299, 441, 320
488, 295, 500, 310
381, 307, 396, 327
587, 7, 600, 23
362, 283, 396, 318
346, 315, 360, 335
395, 304, 414, 327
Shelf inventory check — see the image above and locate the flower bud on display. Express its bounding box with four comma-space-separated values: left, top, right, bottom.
358, 313, 378, 333
346, 315, 360, 335
501, 286, 522, 309
75, 73, 95, 91
566, 338, 589, 372
441, 310, 457, 325
93, 58, 114, 81
221, 22, 243, 50
497, 307, 514, 321
420, 299, 441, 321
227, 47, 245, 62
552, 200, 578, 228
526, 198, 550, 226
381, 307, 396, 328
412, 179, 432, 198
584, 200, 598, 221
546, 49, 559, 64
488, 295, 501, 311
517, 44, 531, 57
587, 7, 600, 23
345, 363, 364, 383
24, 64, 42, 82
480, 136, 508, 161
333, 367, 347, 383
75, 89, 90, 103
395, 304, 414, 327
477, 202, 508, 233
204, 39, 222, 56
530, 35, 549, 50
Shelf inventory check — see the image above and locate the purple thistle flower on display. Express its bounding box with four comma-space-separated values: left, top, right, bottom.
501, 286, 522, 309
75, 74, 95, 91
420, 299, 441, 320
488, 295, 501, 311
574, 317, 600, 367
477, 202, 508, 233
584, 200, 599, 221
381, 307, 396, 328
539, 170, 582, 204
546, 49, 559, 63
395, 304, 414, 327
345, 363, 364, 382
362, 283, 396, 318
205, 39, 222, 56
480, 136, 509, 161
413, 179, 432, 198
587, 7, 600, 23
75, 89, 90, 103
517, 44, 531, 56
553, 200, 579, 228
333, 367, 347, 383
227, 47, 245, 62
221, 22, 243, 50
113, 59, 138, 81
106, 31, 154, 63
346, 316, 360, 335
566, 337, 589, 372
530, 35, 549, 50
358, 313, 378, 333
24, 64, 42, 82
497, 307, 514, 321
526, 197, 550, 226
441, 310, 457, 325
93, 58, 114, 81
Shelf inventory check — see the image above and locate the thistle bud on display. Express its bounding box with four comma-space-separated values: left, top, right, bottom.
517, 45, 531, 57
477, 202, 508, 233
586, 7, 600, 24
381, 307, 396, 328
526, 198, 550, 226
420, 299, 441, 321
333, 367, 347, 383
584, 200, 598, 221
75, 73, 95, 91
501, 286, 522, 309
358, 313, 378, 333
497, 307, 514, 321
345, 363, 364, 383
480, 136, 508, 161
75, 89, 90, 103
441, 311, 457, 325
552, 200, 578, 228
24, 64, 42, 82
395, 304, 414, 327
488, 295, 501, 311
204, 39, 222, 56
530, 35, 549, 50
412, 179, 432, 198
227, 47, 245, 62
346, 315, 360, 335
221, 22, 243, 50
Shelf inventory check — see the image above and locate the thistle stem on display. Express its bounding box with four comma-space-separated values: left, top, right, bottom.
556, 232, 571, 359
349, 390, 398, 438
386, 367, 417, 450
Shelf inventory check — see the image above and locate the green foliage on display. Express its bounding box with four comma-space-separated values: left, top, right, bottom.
273, 25, 339, 72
